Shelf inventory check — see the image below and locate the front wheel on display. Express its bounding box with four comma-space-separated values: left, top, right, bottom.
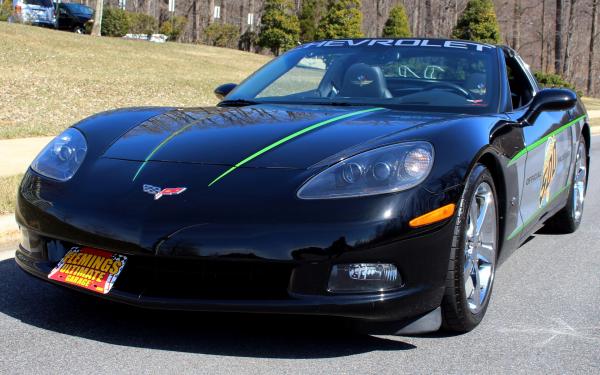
441, 164, 498, 333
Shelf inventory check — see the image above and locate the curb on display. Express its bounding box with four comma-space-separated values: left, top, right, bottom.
0, 246, 16, 260
0, 214, 17, 235
0, 136, 53, 178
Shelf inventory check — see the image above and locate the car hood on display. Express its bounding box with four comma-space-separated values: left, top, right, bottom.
101, 104, 457, 169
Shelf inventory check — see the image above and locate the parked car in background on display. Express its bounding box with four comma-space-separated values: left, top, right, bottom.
9, 0, 55, 27
54, 2, 92, 33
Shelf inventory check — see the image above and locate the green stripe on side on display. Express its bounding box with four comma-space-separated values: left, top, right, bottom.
207, 107, 385, 187
506, 182, 571, 241
507, 115, 586, 167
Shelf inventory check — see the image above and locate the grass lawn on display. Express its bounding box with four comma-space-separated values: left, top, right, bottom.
0, 22, 270, 139
0, 174, 22, 215
582, 97, 600, 111
582, 97, 600, 127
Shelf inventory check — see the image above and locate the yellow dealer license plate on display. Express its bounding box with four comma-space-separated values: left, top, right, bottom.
48, 247, 127, 294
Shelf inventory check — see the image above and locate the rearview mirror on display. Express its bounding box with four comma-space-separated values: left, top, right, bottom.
214, 83, 237, 100
519, 88, 577, 125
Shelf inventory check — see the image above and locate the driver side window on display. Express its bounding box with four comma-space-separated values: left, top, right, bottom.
256, 57, 327, 98
505, 55, 535, 110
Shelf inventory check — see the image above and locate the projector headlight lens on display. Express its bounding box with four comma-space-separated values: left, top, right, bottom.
31, 128, 87, 181
297, 142, 434, 199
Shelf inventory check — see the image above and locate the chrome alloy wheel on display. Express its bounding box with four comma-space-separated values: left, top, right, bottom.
463, 182, 497, 314
572, 143, 587, 221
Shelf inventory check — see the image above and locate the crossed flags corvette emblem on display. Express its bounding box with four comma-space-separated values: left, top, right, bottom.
143, 184, 187, 200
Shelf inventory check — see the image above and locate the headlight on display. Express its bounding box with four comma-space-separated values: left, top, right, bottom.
31, 128, 87, 181
297, 142, 434, 199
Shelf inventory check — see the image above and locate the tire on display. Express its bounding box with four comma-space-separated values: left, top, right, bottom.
441, 164, 499, 333
74, 26, 85, 34
544, 135, 588, 234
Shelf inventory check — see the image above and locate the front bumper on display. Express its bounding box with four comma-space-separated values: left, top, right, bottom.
16, 248, 443, 322
15, 168, 461, 323
15, 219, 452, 322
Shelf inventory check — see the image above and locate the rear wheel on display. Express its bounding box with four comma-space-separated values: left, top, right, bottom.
74, 26, 85, 34
441, 165, 498, 333
544, 136, 587, 234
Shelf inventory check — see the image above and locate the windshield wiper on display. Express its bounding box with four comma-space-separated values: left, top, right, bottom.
218, 99, 260, 107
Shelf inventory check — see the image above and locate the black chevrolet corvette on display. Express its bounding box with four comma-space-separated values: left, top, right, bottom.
15, 38, 590, 334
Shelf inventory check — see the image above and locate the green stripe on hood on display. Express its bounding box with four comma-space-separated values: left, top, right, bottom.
132, 122, 195, 181
207, 107, 386, 187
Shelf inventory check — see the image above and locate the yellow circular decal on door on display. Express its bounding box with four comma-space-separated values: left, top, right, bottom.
540, 135, 558, 207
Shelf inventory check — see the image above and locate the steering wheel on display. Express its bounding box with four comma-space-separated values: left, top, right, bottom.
421, 82, 475, 100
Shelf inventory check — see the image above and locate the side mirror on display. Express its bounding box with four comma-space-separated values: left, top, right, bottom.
214, 83, 237, 100
519, 88, 577, 125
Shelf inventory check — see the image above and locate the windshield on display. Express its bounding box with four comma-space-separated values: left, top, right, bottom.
228, 39, 500, 114
64, 3, 92, 14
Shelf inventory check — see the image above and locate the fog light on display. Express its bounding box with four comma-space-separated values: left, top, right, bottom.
328, 263, 402, 293
20, 227, 43, 254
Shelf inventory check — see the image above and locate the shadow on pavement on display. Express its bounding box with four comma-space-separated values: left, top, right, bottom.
0, 258, 415, 358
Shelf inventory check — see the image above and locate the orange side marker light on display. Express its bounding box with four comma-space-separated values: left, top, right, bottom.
409, 203, 456, 228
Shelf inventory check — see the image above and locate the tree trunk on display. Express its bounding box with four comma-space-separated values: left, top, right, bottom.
412, 0, 420, 36
562, 0, 577, 76
547, 38, 553, 73
512, 0, 521, 51
91, 0, 103, 36
424, 0, 434, 36
208, 0, 215, 25
239, 1, 244, 33
541, 0, 546, 72
376, 0, 381, 37
221, 0, 226, 23
453, 0, 458, 26
588, 0, 598, 94
193, 0, 201, 42
250, 0, 255, 32
555, 0, 563, 74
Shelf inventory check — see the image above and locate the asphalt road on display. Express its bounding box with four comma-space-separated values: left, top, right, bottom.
1, 137, 599, 374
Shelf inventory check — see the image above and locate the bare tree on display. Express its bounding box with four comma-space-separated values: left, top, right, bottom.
375, 0, 381, 36
512, 0, 521, 50
91, 0, 103, 36
208, 0, 215, 24
412, 0, 420, 36
425, 0, 434, 36
588, 0, 598, 94
249, 0, 255, 32
540, 0, 546, 72
193, 0, 201, 42
555, 0, 564, 73
563, 0, 577, 76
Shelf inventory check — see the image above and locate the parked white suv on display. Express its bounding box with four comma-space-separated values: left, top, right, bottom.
9, 0, 55, 28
